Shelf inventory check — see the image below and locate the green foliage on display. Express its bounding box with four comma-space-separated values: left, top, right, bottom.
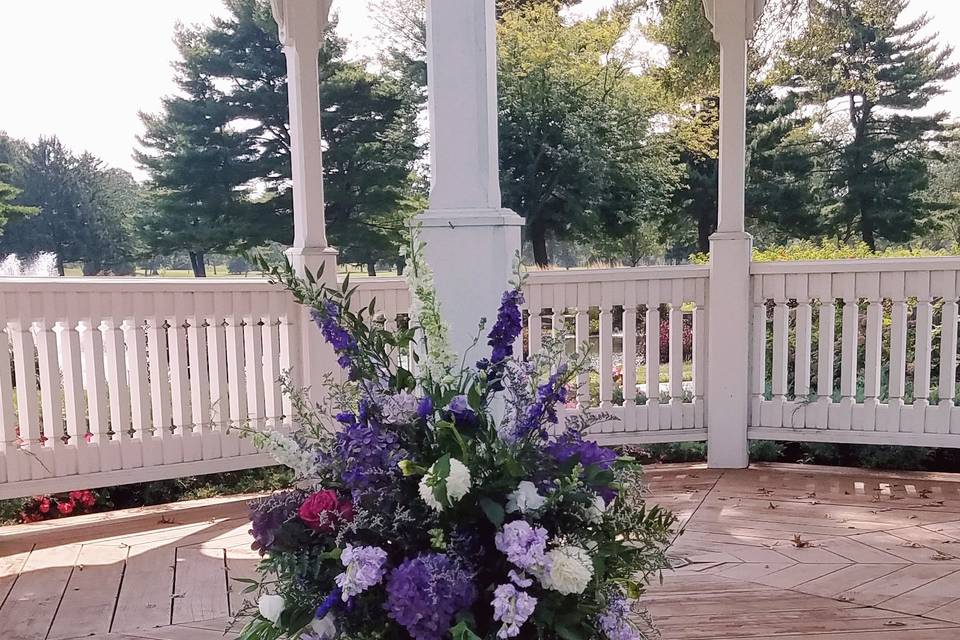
775, 0, 959, 249
0, 135, 143, 275
0, 163, 36, 234
497, 4, 680, 266
689, 239, 954, 264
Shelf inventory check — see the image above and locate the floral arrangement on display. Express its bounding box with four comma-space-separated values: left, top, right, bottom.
240, 244, 674, 640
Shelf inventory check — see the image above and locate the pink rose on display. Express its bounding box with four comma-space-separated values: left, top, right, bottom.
298, 490, 353, 532
57, 500, 75, 515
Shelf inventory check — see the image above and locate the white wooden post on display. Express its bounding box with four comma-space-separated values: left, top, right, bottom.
419, 0, 524, 357
271, 0, 339, 406
702, 0, 764, 468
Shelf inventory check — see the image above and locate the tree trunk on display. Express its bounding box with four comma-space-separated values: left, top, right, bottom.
367, 261, 377, 277
189, 251, 207, 277
860, 218, 876, 251
395, 256, 406, 276
55, 251, 65, 277
697, 211, 712, 254
530, 222, 549, 267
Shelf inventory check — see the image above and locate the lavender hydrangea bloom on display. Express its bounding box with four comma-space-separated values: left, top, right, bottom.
335, 418, 404, 493
487, 289, 524, 364
492, 583, 537, 639
381, 391, 420, 424
248, 490, 305, 555
494, 520, 549, 572
335, 545, 388, 600
596, 593, 641, 640
384, 554, 477, 640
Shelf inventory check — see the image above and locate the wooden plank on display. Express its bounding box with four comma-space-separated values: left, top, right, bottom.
172, 547, 229, 625
48, 543, 128, 639
225, 547, 260, 617
0, 544, 80, 640
111, 543, 176, 633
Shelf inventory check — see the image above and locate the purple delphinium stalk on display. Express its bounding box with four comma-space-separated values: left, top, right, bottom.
487, 289, 524, 364
494, 520, 549, 573
514, 365, 569, 440
335, 545, 388, 600
315, 587, 341, 619
547, 428, 619, 501
311, 302, 359, 378
492, 583, 537, 639
416, 396, 433, 420
248, 489, 306, 555
446, 395, 477, 427
384, 554, 477, 640
596, 593, 641, 640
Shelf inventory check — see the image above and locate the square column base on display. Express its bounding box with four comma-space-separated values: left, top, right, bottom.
706, 231, 752, 469
416, 208, 524, 359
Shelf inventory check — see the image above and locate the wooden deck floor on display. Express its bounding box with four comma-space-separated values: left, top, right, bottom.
1, 463, 959, 639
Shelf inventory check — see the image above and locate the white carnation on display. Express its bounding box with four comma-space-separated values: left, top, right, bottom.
419, 457, 472, 511
258, 593, 285, 626
585, 494, 607, 524
539, 545, 594, 595
506, 481, 547, 515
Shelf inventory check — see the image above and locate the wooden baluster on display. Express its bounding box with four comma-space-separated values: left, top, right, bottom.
749, 277, 767, 427
669, 281, 685, 429
793, 299, 812, 428
243, 308, 266, 454
911, 272, 933, 434
10, 316, 42, 480
81, 314, 113, 470
932, 271, 958, 434
223, 294, 247, 458
0, 316, 18, 483
862, 294, 883, 431
208, 293, 230, 447
645, 280, 661, 429
527, 284, 542, 357
278, 295, 301, 429
147, 296, 179, 464
599, 285, 614, 414
123, 308, 157, 469
770, 296, 789, 428
622, 287, 638, 433
102, 311, 133, 469
815, 298, 836, 430
60, 294, 90, 474
167, 305, 195, 461
188, 299, 213, 460
574, 283, 591, 408
263, 292, 285, 432
35, 293, 64, 476
886, 288, 908, 433
692, 277, 707, 430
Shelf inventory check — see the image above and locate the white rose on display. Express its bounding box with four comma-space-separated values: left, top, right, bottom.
506, 481, 547, 514
418, 457, 472, 511
539, 545, 594, 595
258, 593, 285, 626
310, 612, 337, 639
585, 494, 607, 524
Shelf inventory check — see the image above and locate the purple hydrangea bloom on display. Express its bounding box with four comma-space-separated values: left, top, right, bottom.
335, 419, 404, 492
336, 545, 389, 600
487, 289, 524, 364
547, 430, 617, 470
597, 593, 641, 640
384, 554, 477, 640
494, 520, 549, 572
248, 489, 305, 555
492, 583, 537, 639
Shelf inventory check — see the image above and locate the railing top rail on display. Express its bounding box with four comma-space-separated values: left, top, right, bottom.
526, 264, 710, 284
0, 274, 408, 294
750, 255, 960, 275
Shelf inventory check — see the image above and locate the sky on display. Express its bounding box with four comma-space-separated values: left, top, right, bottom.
1, 0, 959, 180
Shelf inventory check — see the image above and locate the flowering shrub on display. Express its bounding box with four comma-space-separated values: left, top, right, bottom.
19, 489, 98, 522
240, 243, 675, 640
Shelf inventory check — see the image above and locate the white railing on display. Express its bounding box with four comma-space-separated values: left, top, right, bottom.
524, 266, 709, 445
6, 256, 960, 498
0, 278, 305, 498
749, 257, 960, 447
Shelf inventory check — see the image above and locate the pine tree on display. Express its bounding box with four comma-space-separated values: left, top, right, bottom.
777, 0, 959, 248
0, 163, 36, 235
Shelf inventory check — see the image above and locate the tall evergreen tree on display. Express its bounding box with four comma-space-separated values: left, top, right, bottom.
777, 0, 958, 248
0, 163, 36, 235
137, 0, 419, 275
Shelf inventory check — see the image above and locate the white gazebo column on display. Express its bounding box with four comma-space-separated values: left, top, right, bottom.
271, 0, 338, 402
418, 0, 524, 357
702, 0, 764, 468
